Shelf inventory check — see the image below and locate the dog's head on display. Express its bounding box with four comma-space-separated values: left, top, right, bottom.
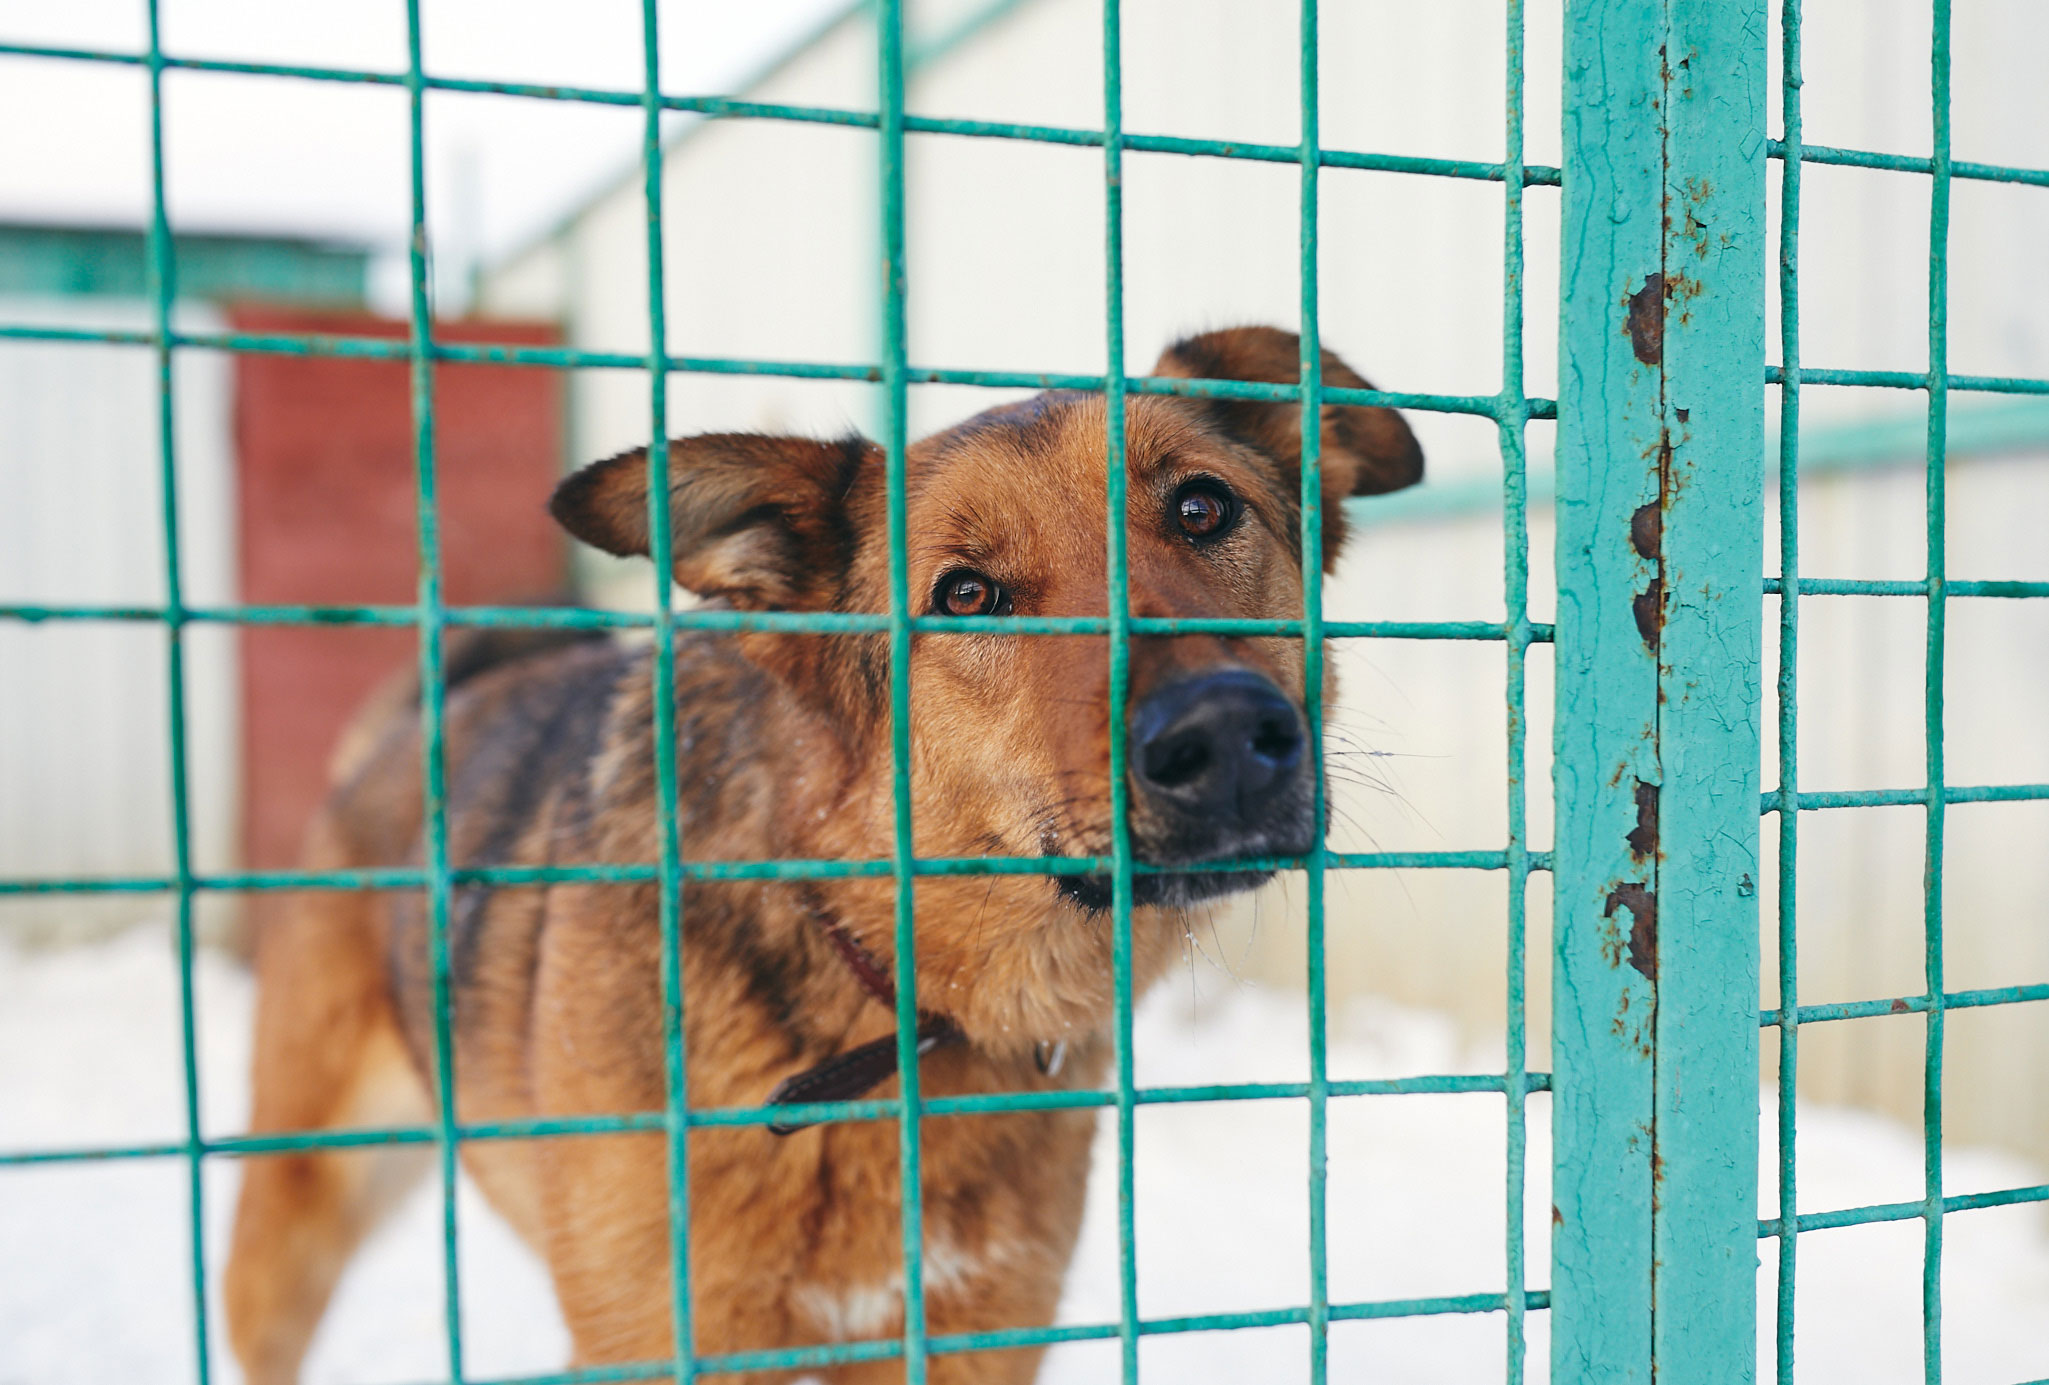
551, 327, 1420, 1043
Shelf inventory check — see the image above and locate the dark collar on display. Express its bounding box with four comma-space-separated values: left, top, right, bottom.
762, 907, 965, 1136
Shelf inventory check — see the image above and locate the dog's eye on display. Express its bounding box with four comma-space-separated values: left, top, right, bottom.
1173, 480, 1238, 541
934, 569, 1006, 617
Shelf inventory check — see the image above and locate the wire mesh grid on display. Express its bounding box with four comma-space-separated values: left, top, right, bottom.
0, 0, 2046, 1381
0, 2, 1550, 1381
1761, 2, 2049, 1382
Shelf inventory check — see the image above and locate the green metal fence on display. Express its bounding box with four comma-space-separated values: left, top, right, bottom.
1761, 5, 2049, 1385
2, 0, 2047, 1381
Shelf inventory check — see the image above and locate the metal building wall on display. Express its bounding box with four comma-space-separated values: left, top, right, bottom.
0, 299, 238, 942
479, 0, 2049, 1159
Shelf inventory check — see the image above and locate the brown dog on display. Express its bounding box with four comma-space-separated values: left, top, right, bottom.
222, 327, 1421, 1384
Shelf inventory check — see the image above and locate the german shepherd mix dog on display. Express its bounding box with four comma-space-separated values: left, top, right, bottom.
224, 328, 1421, 1383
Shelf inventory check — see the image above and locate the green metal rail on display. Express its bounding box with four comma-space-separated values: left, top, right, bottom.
0, 221, 368, 303
3, 0, 2048, 1380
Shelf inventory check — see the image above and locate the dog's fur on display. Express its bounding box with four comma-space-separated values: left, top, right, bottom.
223, 328, 1421, 1384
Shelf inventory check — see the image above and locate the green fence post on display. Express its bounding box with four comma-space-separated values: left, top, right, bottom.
1917, 8, 1954, 1380
1554, 1, 1767, 1379
140, 1, 212, 1377
398, 1, 469, 1377
1095, 1, 1142, 1380
873, 5, 933, 1383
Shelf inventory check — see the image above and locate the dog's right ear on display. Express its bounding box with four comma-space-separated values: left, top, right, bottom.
1151, 326, 1424, 498
550, 434, 874, 610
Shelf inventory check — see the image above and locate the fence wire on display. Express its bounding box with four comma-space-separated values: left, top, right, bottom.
1, 1, 2047, 1382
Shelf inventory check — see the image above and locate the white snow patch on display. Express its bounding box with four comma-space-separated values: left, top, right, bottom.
2, 928, 2045, 1383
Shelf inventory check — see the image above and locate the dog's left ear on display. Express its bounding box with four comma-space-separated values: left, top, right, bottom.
549, 433, 873, 610
1151, 326, 1424, 506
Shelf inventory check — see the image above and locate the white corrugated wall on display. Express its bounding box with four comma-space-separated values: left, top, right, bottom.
0, 299, 239, 942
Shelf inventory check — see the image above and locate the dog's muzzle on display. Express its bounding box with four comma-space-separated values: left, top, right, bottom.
1060, 669, 1316, 911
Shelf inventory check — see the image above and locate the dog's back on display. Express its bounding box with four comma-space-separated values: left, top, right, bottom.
227, 622, 848, 1382
225, 626, 633, 1383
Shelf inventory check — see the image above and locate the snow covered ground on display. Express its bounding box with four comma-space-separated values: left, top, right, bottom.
3, 927, 2046, 1384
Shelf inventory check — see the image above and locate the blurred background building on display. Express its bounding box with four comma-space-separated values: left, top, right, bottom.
4, 0, 2047, 1164
0, 228, 566, 942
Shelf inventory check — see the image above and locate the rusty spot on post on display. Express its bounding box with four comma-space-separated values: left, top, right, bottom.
1630, 501, 1662, 561
1633, 578, 1665, 651
1626, 271, 1666, 364
1605, 882, 1659, 982
1631, 500, 1665, 653
1627, 779, 1660, 860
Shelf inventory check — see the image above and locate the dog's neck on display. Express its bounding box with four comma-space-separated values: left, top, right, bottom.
805, 904, 901, 1011
733, 672, 1152, 1079
760, 897, 966, 1134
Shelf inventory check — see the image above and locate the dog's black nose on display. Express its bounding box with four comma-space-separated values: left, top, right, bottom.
1131, 671, 1305, 823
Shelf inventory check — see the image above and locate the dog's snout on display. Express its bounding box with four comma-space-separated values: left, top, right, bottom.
1132, 671, 1304, 821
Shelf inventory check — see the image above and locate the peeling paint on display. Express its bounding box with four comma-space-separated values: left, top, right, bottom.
1628, 779, 1661, 860
1626, 272, 1667, 364
1632, 500, 1666, 653
1606, 882, 1660, 982
1634, 578, 1666, 651
1631, 501, 1663, 561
